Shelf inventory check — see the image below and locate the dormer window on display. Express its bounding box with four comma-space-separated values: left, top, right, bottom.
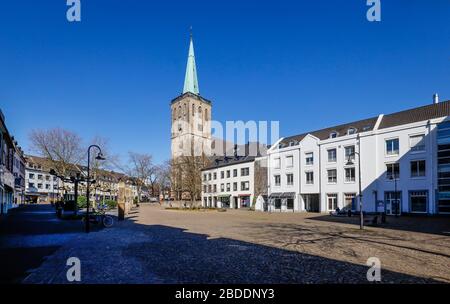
347, 128, 357, 135
329, 131, 338, 139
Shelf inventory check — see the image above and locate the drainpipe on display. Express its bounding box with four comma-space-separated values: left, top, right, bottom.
318, 143, 322, 212
267, 155, 271, 213
297, 148, 301, 212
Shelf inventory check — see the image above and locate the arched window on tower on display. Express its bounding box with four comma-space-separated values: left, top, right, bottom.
178, 106, 182, 119
192, 104, 195, 117
205, 108, 209, 121
198, 106, 203, 131
183, 104, 187, 119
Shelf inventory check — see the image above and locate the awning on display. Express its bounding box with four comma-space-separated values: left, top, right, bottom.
25, 192, 47, 197
217, 194, 231, 198
269, 192, 296, 199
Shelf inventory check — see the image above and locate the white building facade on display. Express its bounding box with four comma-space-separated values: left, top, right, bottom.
201, 157, 257, 209
25, 156, 62, 204
24, 155, 134, 205
266, 99, 450, 215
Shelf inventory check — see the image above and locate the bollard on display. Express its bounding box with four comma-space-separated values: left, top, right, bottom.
118, 202, 125, 221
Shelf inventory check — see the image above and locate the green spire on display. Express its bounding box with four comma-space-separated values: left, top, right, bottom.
183, 31, 200, 95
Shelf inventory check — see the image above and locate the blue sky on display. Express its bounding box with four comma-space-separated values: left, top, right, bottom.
0, 0, 449, 165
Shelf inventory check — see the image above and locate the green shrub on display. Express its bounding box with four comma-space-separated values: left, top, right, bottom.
104, 200, 117, 209
77, 196, 87, 209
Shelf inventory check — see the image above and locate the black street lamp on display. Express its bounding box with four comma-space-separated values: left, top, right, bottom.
346, 135, 364, 230
86, 145, 106, 233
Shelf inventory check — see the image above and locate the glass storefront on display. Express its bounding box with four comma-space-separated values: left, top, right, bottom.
410, 191, 428, 213
219, 195, 231, 208
240, 196, 250, 208
437, 121, 450, 214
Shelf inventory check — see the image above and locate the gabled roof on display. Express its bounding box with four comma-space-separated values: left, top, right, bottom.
281, 116, 378, 146
25, 154, 130, 183
279, 100, 450, 147
202, 155, 257, 171
379, 100, 450, 129
202, 143, 266, 171
25, 155, 81, 174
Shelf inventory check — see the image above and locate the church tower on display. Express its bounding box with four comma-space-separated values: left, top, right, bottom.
171, 32, 212, 159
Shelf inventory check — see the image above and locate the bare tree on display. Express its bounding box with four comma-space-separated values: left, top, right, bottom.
156, 161, 172, 201
172, 155, 209, 206
168, 159, 183, 201
253, 158, 268, 208
29, 128, 84, 177
127, 152, 157, 203
148, 167, 158, 198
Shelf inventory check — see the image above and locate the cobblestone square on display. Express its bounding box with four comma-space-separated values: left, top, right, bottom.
11, 204, 449, 284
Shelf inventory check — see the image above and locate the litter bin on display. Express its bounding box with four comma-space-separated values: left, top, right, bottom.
118, 202, 125, 221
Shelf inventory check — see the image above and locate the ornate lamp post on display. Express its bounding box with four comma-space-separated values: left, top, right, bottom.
85, 145, 105, 233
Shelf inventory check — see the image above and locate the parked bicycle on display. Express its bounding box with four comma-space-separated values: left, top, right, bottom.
81, 203, 114, 228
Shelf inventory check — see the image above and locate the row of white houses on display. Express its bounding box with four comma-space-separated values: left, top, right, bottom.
24, 155, 140, 205
202, 97, 450, 215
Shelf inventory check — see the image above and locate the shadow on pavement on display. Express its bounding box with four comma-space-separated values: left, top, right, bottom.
308, 214, 450, 236
116, 220, 441, 284
0, 204, 106, 283
4, 205, 446, 284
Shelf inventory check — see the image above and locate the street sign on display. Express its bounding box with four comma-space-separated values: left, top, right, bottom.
377, 200, 385, 213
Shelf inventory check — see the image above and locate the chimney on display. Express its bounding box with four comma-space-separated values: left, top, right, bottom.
433, 93, 439, 104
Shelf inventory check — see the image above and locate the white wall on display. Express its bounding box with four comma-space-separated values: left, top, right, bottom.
268, 145, 300, 211
25, 168, 61, 196
267, 118, 442, 214
372, 121, 436, 214
202, 160, 255, 209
